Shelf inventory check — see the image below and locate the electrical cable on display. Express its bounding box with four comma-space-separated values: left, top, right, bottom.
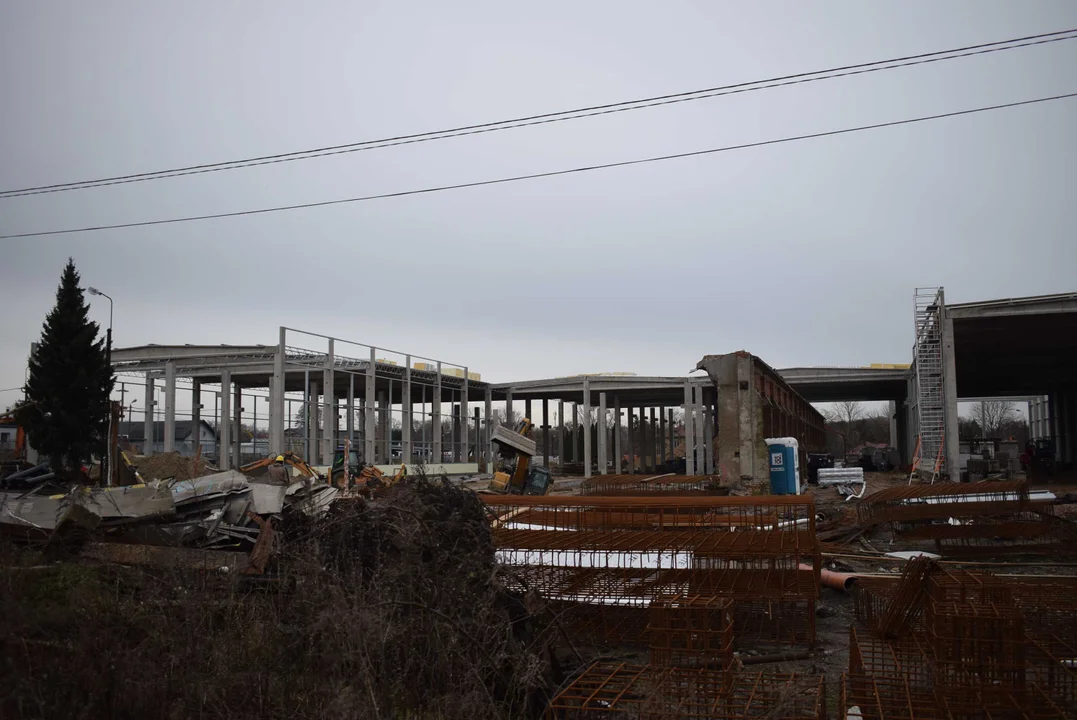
1, 28, 1075, 199
2, 91, 1073, 240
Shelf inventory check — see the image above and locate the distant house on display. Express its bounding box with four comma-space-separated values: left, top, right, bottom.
117, 420, 218, 456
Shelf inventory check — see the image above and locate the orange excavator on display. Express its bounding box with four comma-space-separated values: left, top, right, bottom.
0, 408, 30, 478
240, 452, 319, 479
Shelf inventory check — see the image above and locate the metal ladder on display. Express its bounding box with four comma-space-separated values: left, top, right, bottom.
913, 287, 946, 480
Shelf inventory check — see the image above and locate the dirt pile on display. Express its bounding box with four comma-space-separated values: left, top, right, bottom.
132, 451, 212, 481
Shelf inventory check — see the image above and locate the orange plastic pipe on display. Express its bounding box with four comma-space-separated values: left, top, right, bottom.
800, 563, 858, 592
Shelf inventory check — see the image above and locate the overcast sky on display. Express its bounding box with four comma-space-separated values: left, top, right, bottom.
2, 1, 1075, 412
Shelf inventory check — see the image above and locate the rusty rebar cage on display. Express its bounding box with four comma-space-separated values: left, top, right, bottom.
856, 481, 1032, 528
552, 601, 650, 644
485, 494, 819, 532
580, 474, 726, 497
926, 599, 1028, 696
928, 514, 1077, 558
846, 569, 1077, 720
648, 594, 734, 669
731, 599, 815, 647
488, 495, 821, 647
544, 663, 826, 720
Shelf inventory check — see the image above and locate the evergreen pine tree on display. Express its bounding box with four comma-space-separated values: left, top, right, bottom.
18, 259, 114, 479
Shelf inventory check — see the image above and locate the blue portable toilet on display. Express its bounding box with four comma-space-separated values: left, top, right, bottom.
765, 437, 800, 495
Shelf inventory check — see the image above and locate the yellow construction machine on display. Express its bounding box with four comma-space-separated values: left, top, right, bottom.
240, 452, 319, 479
353, 463, 408, 497
486, 418, 552, 495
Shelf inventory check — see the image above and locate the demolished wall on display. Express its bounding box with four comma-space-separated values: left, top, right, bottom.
697, 352, 826, 482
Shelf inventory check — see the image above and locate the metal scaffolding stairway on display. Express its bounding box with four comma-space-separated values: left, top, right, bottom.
913, 287, 946, 479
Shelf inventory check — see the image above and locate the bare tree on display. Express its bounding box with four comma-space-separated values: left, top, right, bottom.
971, 401, 1018, 437
826, 401, 865, 427
822, 401, 865, 455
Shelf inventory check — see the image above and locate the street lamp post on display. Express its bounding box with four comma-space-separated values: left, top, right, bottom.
88, 287, 113, 484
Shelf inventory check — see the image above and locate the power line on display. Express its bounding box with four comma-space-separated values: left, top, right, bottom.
2, 29, 1075, 199
2, 91, 1073, 240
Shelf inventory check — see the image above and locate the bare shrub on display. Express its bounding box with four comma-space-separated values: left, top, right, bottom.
0, 477, 554, 719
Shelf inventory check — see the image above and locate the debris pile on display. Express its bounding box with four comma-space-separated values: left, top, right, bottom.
0, 464, 339, 559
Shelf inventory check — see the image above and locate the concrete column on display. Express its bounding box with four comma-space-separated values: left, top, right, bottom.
266, 375, 276, 450
505, 389, 514, 427
347, 373, 355, 447
668, 409, 675, 472
472, 406, 480, 464
271, 328, 287, 455
525, 398, 532, 423
695, 388, 706, 477
683, 383, 695, 476
233, 385, 242, 469
895, 400, 908, 465
432, 362, 442, 463
627, 406, 636, 473
484, 387, 493, 468
703, 402, 715, 474
613, 397, 622, 473
451, 399, 461, 462
219, 371, 231, 470
377, 390, 389, 464
583, 381, 592, 478
648, 408, 656, 473
888, 400, 899, 450
557, 400, 565, 467
144, 374, 155, 455
659, 406, 666, 468
190, 380, 201, 456
941, 315, 960, 478
163, 361, 176, 453
364, 349, 376, 465
402, 357, 412, 464
1061, 391, 1073, 464
542, 398, 550, 469
307, 379, 319, 466
461, 372, 469, 462
598, 392, 607, 475
322, 339, 335, 465
1029, 397, 1044, 439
